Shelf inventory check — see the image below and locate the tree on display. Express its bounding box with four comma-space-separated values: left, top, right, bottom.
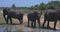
39, 2, 46, 10
11, 4, 16, 9
47, 1, 60, 9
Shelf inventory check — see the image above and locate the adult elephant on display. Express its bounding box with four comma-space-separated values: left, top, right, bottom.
3, 8, 24, 24
42, 9, 59, 30
27, 10, 42, 28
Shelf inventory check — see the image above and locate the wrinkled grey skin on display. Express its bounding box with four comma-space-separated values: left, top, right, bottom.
3, 8, 24, 24
42, 9, 59, 30
27, 11, 42, 28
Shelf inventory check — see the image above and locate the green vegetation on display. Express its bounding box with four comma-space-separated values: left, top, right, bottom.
29, 1, 60, 10
27, 1, 60, 14
10, 1, 60, 14
0, 1, 60, 14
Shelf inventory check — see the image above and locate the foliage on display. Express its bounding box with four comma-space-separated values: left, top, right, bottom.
11, 4, 16, 9
29, 1, 60, 10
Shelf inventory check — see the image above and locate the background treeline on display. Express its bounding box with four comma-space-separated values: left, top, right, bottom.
16, 1, 60, 13
0, 1, 60, 13
29, 1, 60, 10
28, 1, 60, 13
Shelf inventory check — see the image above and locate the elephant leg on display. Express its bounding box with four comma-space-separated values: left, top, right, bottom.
20, 18, 23, 24
37, 18, 40, 27
3, 14, 7, 22
27, 19, 29, 27
47, 20, 50, 28
18, 19, 20, 24
42, 19, 46, 27
31, 20, 33, 27
18, 18, 23, 24
6, 16, 9, 24
34, 20, 36, 28
54, 20, 57, 30
10, 17, 12, 24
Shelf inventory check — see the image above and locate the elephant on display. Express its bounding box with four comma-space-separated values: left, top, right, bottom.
42, 9, 59, 30
3, 8, 24, 24
27, 10, 42, 28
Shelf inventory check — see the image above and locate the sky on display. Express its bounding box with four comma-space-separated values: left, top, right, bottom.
0, 0, 59, 7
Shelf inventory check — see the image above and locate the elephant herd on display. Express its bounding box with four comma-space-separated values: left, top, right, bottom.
3, 8, 60, 30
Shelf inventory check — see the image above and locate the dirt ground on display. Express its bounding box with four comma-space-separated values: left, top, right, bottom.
12, 15, 60, 30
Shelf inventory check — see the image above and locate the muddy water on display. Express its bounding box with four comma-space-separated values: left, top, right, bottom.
0, 25, 60, 32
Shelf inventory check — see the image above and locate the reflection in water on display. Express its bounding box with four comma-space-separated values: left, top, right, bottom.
0, 25, 60, 32
0, 28, 5, 32
4, 26, 15, 32
0, 25, 16, 32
